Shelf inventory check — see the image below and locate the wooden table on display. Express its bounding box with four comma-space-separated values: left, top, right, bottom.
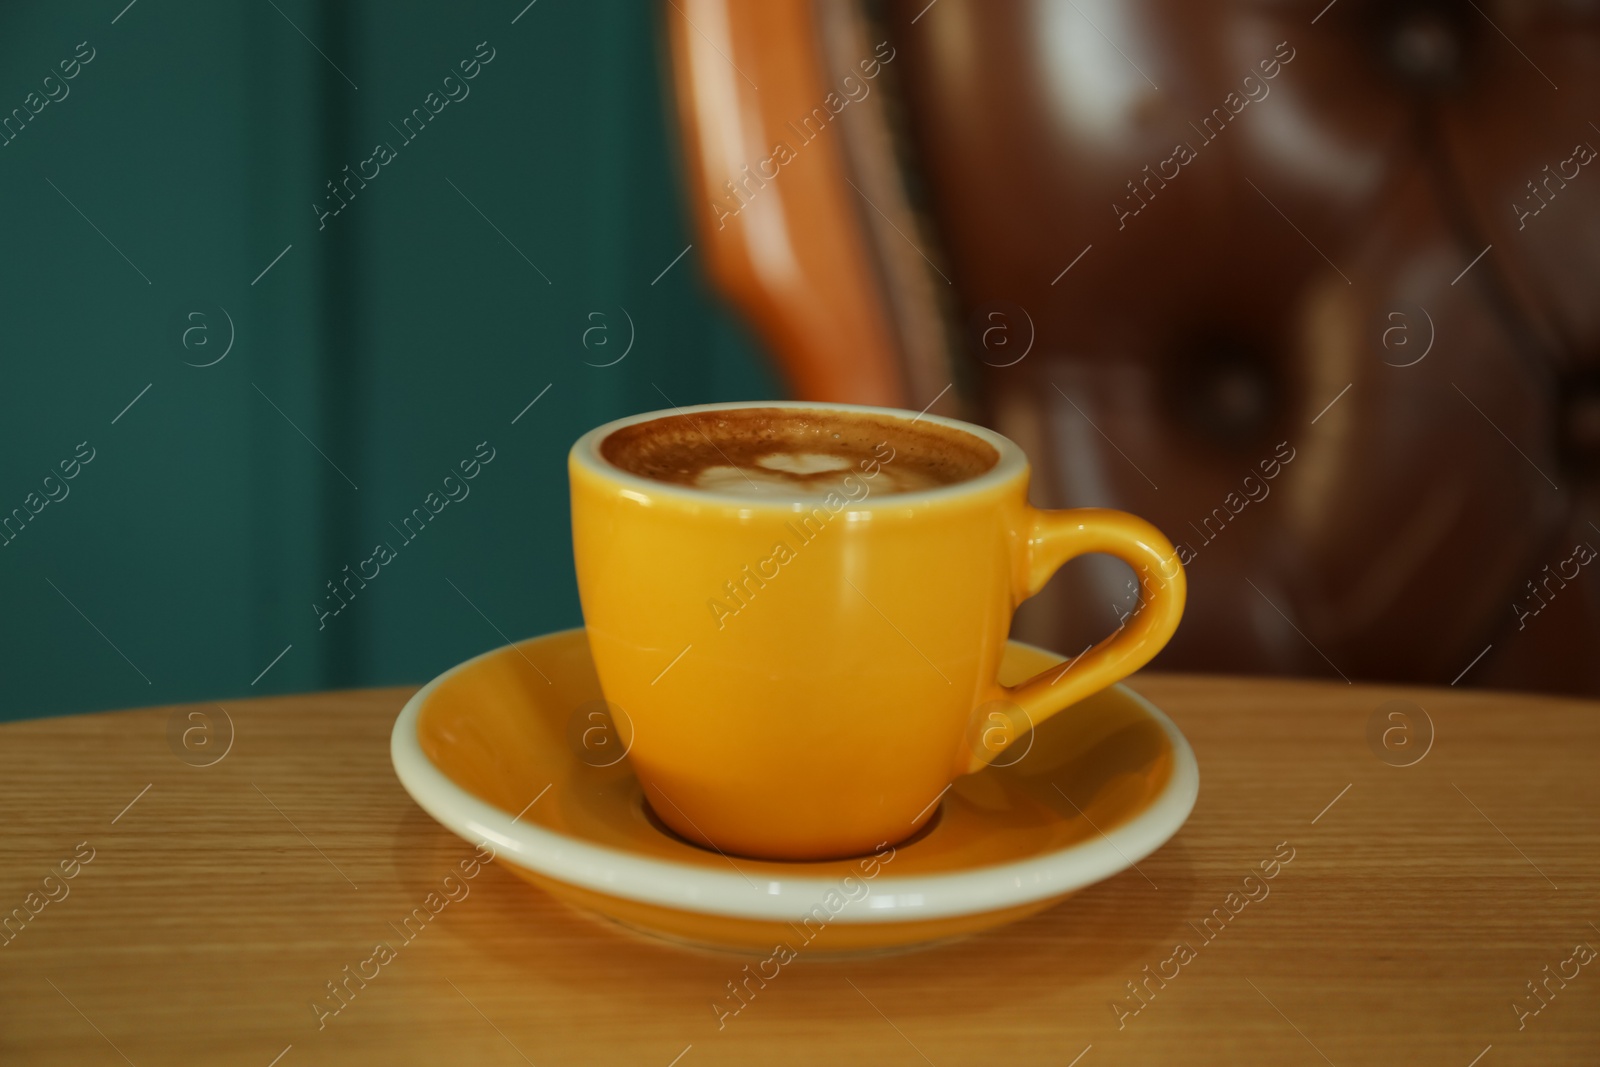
2, 675, 1596, 1065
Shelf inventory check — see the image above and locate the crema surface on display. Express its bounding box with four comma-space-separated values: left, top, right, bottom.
600, 408, 998, 499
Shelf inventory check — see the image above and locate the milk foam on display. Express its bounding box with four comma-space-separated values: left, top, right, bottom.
694, 465, 824, 496
691, 452, 943, 498
755, 453, 852, 476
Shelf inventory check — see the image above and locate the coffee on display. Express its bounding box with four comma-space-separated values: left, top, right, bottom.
600, 407, 999, 498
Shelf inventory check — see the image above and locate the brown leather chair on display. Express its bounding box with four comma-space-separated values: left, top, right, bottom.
667, 0, 1600, 694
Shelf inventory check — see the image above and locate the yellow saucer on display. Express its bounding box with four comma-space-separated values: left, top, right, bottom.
390, 628, 1197, 954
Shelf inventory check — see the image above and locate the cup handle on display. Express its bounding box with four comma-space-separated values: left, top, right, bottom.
964, 507, 1186, 773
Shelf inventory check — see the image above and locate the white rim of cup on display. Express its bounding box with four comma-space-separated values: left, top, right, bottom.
389, 630, 1201, 924
568, 400, 1030, 511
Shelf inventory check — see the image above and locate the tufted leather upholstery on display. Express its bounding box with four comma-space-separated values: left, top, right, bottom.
876, 0, 1600, 693
668, 0, 1600, 693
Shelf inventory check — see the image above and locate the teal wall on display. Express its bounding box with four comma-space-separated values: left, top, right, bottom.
0, 0, 780, 720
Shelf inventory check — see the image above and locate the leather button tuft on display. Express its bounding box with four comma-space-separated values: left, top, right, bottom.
1384, 5, 1470, 86
1561, 376, 1600, 474
1169, 341, 1278, 446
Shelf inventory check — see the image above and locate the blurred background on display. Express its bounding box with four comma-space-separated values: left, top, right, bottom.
3, 0, 1597, 722
0, 0, 780, 721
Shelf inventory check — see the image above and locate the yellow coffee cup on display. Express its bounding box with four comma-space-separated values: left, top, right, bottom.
570, 401, 1185, 860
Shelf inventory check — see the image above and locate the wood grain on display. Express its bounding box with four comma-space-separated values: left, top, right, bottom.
1, 676, 1596, 1065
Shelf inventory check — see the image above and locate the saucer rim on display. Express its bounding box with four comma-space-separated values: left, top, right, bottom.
390, 627, 1199, 924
